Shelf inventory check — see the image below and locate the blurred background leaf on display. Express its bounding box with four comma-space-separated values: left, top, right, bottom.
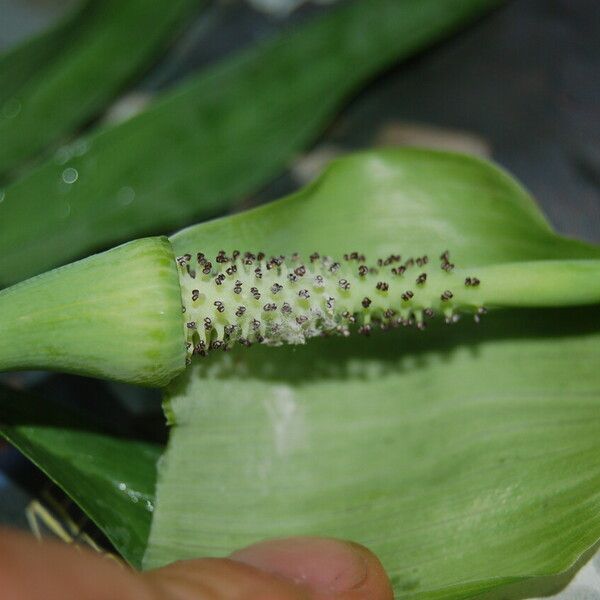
0, 0, 201, 181
0, 1, 86, 108
0, 383, 160, 568
0, 0, 501, 286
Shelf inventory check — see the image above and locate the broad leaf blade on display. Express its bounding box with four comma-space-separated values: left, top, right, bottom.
148, 315, 600, 597
0, 0, 502, 285
144, 149, 600, 599
0, 385, 160, 568
0, 0, 200, 180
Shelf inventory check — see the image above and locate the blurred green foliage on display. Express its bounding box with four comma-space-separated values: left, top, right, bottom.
0, 0, 501, 286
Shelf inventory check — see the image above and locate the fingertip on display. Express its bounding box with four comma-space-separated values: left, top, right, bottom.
341, 541, 394, 600
231, 537, 394, 600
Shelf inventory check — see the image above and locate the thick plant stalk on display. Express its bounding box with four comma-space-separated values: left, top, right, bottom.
0, 237, 186, 386
1, 238, 600, 386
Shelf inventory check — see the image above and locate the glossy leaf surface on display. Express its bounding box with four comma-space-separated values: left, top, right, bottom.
0, 385, 160, 568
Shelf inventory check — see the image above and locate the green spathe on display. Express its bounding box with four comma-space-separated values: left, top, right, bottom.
144, 149, 600, 599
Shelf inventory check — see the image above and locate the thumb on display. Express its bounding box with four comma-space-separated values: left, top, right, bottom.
147, 537, 394, 599
0, 527, 393, 599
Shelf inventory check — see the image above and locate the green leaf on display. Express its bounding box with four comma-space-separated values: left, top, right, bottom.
143, 149, 600, 599
0, 0, 501, 286
0, 0, 200, 180
0, 384, 160, 568
0, 1, 87, 107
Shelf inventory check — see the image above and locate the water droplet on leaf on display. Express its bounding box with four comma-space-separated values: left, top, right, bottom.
62, 167, 78, 184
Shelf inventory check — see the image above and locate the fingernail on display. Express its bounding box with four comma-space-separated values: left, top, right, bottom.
230, 537, 368, 594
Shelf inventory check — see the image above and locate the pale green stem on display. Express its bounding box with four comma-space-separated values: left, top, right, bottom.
0, 237, 186, 386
